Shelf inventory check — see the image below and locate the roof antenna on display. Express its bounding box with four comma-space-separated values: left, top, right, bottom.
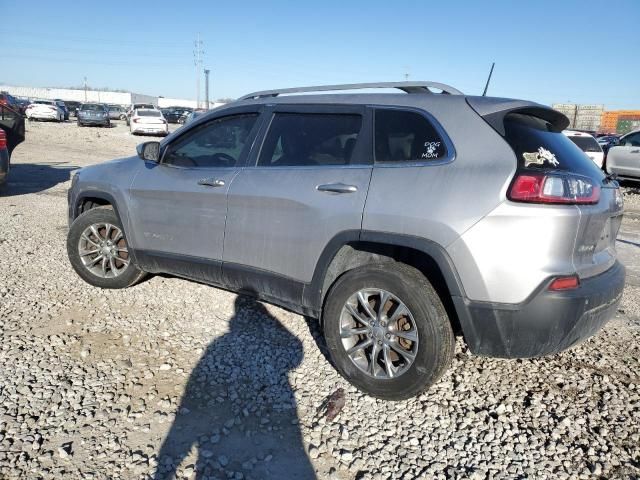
482, 62, 495, 96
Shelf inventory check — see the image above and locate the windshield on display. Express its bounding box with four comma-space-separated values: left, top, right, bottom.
81, 104, 105, 111
137, 110, 162, 117
567, 136, 602, 153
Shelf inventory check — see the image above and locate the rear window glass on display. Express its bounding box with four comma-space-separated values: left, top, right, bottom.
375, 109, 446, 162
138, 110, 162, 117
81, 104, 105, 111
567, 135, 602, 153
503, 113, 603, 178
258, 113, 362, 167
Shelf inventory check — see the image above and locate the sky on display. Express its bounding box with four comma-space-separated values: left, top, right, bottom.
1, 0, 638, 109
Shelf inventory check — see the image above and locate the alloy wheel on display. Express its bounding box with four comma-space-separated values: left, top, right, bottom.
77, 222, 130, 278
339, 288, 419, 379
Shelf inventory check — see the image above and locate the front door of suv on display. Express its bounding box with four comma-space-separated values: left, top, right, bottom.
128, 110, 261, 283
223, 104, 373, 305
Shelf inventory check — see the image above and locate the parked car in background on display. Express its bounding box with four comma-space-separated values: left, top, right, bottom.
606, 129, 640, 180
25, 100, 64, 122
0, 92, 23, 114
126, 103, 157, 125
164, 107, 193, 124
562, 130, 604, 168
14, 98, 31, 114
54, 99, 69, 121
108, 105, 126, 120
77, 103, 110, 127
66, 81, 625, 400
597, 135, 619, 155
0, 100, 26, 187
183, 109, 207, 125
65, 101, 82, 117
129, 109, 168, 136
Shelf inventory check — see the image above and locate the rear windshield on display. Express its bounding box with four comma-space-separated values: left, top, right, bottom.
34, 101, 54, 105
567, 135, 602, 153
81, 104, 105, 111
137, 110, 161, 117
503, 113, 603, 179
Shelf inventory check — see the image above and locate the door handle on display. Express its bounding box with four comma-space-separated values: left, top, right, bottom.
316, 183, 358, 194
197, 178, 225, 187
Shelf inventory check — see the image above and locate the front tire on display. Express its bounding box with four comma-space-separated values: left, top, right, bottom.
67, 207, 145, 289
323, 263, 454, 400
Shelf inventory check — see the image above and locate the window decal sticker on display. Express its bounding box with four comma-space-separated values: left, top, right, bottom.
523, 147, 559, 167
421, 141, 441, 159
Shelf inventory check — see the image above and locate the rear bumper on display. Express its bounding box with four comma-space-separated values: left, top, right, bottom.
454, 261, 625, 358
131, 125, 168, 135
79, 118, 109, 125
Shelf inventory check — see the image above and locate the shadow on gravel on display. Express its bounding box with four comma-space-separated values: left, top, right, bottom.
0, 162, 76, 197
154, 295, 315, 480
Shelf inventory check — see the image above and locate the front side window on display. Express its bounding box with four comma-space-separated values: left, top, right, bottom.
258, 113, 362, 167
375, 109, 447, 162
163, 114, 258, 168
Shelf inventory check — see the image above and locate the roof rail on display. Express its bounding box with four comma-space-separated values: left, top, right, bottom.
238, 81, 463, 100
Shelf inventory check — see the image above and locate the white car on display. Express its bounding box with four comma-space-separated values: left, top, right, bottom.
130, 109, 168, 136
25, 100, 64, 122
605, 129, 640, 180
562, 130, 604, 168
125, 103, 157, 125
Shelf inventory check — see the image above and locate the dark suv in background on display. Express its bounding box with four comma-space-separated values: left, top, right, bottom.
66, 82, 625, 400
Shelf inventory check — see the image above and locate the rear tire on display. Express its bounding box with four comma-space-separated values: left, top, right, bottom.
323, 263, 454, 400
67, 207, 146, 289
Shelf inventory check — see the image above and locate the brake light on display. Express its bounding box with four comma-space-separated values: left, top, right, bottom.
133, 118, 140, 123
549, 275, 580, 291
0, 130, 6, 149
508, 172, 600, 205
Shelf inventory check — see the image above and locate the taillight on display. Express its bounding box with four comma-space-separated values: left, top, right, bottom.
0, 130, 6, 149
133, 118, 140, 123
508, 172, 600, 205
549, 275, 580, 291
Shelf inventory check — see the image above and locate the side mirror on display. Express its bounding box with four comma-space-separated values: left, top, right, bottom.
137, 141, 161, 162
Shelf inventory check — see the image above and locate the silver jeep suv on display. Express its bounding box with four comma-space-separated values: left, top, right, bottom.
66, 82, 625, 400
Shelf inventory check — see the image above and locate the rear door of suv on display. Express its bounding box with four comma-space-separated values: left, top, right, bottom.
223, 104, 373, 304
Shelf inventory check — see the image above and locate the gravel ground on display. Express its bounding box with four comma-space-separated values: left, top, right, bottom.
1, 120, 639, 480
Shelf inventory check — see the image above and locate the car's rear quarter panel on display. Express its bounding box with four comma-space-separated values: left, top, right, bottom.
362, 95, 516, 268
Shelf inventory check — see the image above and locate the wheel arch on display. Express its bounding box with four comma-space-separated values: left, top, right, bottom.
303, 231, 468, 335
73, 191, 139, 265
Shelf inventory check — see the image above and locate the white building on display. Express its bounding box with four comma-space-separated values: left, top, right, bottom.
157, 97, 225, 109
0, 84, 156, 106
0, 84, 225, 109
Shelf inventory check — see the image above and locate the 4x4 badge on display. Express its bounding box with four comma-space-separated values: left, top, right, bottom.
523, 147, 559, 167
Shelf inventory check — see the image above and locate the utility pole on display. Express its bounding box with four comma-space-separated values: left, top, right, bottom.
193, 34, 204, 108
403, 66, 410, 81
83, 76, 88, 102
204, 69, 210, 110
